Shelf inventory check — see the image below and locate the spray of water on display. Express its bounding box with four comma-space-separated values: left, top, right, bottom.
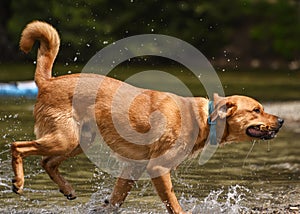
243, 140, 272, 168
267, 140, 272, 152
186, 185, 250, 214
243, 140, 257, 168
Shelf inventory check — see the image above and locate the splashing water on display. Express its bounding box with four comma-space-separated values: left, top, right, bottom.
186, 185, 250, 214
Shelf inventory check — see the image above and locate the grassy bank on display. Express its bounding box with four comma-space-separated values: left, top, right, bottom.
0, 63, 299, 101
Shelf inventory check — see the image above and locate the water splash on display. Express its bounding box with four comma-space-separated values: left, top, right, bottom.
0, 177, 11, 189
186, 185, 250, 214
86, 188, 111, 212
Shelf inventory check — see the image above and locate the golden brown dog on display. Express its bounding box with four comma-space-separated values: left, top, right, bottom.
11, 21, 284, 214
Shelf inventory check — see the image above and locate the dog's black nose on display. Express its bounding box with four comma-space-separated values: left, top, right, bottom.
278, 118, 284, 127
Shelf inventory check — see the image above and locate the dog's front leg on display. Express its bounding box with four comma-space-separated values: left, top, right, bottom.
108, 164, 145, 207
109, 177, 136, 207
88, 177, 134, 213
151, 173, 186, 214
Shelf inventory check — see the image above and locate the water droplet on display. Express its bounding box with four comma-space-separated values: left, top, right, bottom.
73, 57, 77, 62
103, 41, 108, 45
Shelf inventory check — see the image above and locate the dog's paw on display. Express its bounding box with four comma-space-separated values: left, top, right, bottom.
66, 193, 77, 200
59, 189, 77, 200
12, 179, 23, 195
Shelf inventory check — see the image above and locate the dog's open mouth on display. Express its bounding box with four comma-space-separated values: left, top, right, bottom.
246, 125, 278, 140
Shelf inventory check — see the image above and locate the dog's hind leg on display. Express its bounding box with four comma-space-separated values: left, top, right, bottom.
11, 140, 41, 194
41, 145, 83, 200
41, 156, 72, 198
11, 134, 79, 196
41, 156, 74, 200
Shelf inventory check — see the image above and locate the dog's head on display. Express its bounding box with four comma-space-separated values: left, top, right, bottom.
211, 94, 284, 143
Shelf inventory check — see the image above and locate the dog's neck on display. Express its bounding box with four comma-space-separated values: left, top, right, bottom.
189, 97, 210, 154
207, 100, 217, 145
189, 97, 230, 155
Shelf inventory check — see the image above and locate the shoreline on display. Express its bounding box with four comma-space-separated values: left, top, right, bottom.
263, 101, 300, 133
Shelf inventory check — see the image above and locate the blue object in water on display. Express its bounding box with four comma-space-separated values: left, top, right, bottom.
0, 81, 38, 98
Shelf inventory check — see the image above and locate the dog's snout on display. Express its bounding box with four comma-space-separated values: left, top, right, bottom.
277, 118, 284, 127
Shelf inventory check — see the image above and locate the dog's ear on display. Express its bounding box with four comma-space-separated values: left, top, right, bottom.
216, 101, 237, 119
213, 93, 223, 105
211, 93, 237, 120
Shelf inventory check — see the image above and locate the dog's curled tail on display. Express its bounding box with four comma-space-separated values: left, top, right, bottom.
20, 21, 60, 86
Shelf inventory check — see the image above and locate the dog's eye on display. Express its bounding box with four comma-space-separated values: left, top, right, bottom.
253, 108, 261, 113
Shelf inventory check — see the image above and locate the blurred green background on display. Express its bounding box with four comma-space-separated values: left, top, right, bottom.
0, 0, 299, 101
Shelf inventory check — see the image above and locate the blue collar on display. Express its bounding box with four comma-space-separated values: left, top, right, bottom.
207, 100, 217, 145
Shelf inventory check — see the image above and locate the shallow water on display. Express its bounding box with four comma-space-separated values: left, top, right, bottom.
0, 98, 299, 213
